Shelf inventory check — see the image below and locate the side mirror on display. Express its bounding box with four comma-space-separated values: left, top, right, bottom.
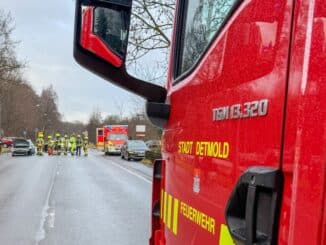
73, 0, 167, 103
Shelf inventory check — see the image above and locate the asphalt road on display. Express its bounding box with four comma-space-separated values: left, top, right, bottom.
0, 150, 152, 245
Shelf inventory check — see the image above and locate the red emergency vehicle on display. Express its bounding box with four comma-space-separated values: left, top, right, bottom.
96, 127, 104, 149
103, 125, 128, 155
74, 0, 326, 244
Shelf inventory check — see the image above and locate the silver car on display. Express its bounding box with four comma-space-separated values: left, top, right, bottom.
12, 138, 30, 156
121, 140, 149, 161
27, 139, 36, 155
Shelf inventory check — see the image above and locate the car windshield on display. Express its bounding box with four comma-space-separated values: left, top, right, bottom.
14, 139, 29, 147
128, 140, 147, 149
108, 134, 127, 140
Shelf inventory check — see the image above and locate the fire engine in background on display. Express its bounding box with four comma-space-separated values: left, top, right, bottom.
96, 127, 104, 149
74, 0, 326, 244
103, 125, 128, 155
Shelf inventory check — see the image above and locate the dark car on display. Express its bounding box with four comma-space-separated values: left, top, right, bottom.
12, 138, 30, 156
145, 140, 161, 152
121, 140, 149, 161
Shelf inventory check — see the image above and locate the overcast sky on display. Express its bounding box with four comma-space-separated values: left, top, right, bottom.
1, 0, 160, 123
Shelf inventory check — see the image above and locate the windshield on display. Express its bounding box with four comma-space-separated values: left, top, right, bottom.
108, 133, 128, 140
14, 139, 29, 147
128, 140, 147, 149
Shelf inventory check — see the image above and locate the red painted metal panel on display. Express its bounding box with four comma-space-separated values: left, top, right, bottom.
103, 125, 128, 146
80, 6, 122, 68
280, 0, 326, 244
162, 0, 294, 244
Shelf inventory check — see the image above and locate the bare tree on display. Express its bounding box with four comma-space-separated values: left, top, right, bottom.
0, 11, 24, 82
103, 115, 120, 125
61, 121, 86, 136
0, 10, 26, 137
114, 99, 126, 121
127, 0, 175, 65
129, 65, 165, 114
86, 107, 102, 143
39, 85, 62, 134
0, 11, 69, 139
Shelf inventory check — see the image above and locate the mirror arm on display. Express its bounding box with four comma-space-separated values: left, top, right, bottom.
74, 0, 167, 103
74, 46, 167, 102
146, 102, 170, 129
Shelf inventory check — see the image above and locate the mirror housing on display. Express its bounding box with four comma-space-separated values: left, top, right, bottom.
73, 0, 167, 103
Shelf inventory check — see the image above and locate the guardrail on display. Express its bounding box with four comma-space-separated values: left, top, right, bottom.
145, 150, 162, 162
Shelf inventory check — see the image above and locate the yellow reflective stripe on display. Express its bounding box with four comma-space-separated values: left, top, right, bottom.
163, 191, 167, 224
219, 224, 234, 245
160, 189, 164, 219
167, 194, 173, 229
172, 198, 179, 235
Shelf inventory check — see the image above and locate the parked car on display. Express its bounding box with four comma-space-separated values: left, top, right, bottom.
27, 139, 36, 155
0, 137, 13, 148
121, 140, 149, 161
145, 140, 161, 152
12, 138, 30, 156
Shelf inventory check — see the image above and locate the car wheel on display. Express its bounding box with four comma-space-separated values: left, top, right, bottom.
12, 153, 15, 157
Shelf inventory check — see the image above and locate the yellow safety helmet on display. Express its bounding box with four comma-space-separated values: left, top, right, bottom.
64, 134, 68, 138
48, 135, 52, 139
77, 134, 81, 137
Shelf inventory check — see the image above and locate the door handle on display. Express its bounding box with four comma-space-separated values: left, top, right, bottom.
225, 167, 283, 245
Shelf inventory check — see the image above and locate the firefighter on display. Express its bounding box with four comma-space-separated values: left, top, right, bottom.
83, 135, 89, 156
70, 134, 76, 156
59, 136, 64, 155
47, 135, 54, 155
64, 134, 69, 155
54, 133, 61, 155
76, 134, 82, 156
36, 134, 44, 156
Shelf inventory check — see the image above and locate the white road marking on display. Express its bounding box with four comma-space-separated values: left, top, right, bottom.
47, 208, 56, 228
35, 163, 57, 245
108, 159, 152, 185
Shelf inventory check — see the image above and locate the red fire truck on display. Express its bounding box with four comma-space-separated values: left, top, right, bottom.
103, 125, 128, 155
74, 0, 326, 244
96, 127, 104, 149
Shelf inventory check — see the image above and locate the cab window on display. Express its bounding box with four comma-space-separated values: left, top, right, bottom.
176, 0, 239, 78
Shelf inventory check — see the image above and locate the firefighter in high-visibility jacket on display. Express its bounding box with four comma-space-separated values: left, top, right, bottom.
55, 133, 61, 155
76, 134, 82, 156
70, 134, 76, 155
47, 135, 54, 155
83, 135, 89, 156
60, 136, 64, 155
36, 134, 44, 156
64, 134, 69, 155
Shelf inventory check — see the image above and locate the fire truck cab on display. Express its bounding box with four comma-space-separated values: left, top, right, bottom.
103, 125, 128, 155
73, 0, 326, 244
